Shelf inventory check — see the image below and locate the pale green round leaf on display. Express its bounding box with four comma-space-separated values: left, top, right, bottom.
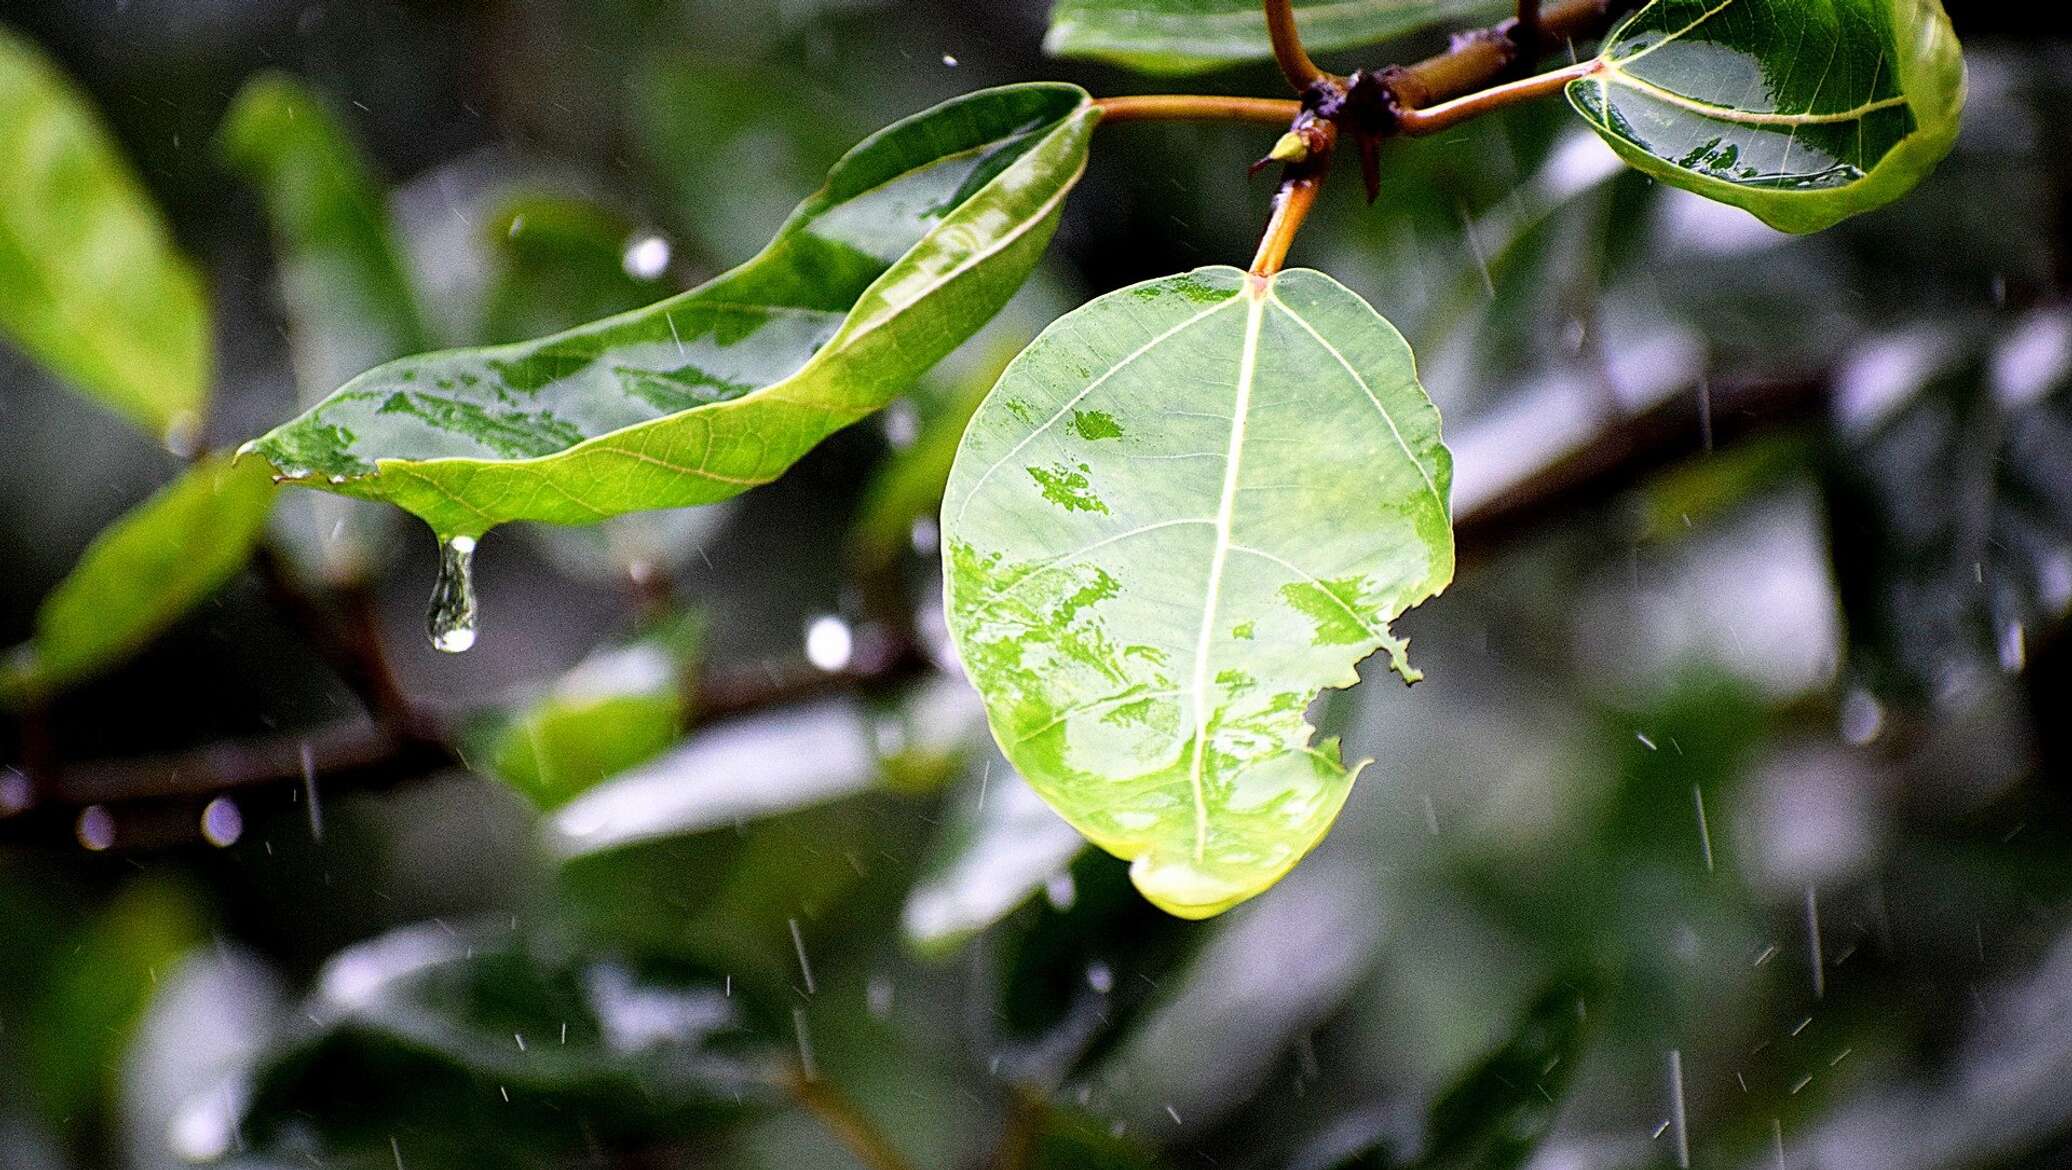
942, 266, 1454, 919
240, 83, 1099, 542
1568, 0, 1966, 234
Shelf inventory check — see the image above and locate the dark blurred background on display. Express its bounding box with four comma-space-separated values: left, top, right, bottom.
3, 2, 2071, 1168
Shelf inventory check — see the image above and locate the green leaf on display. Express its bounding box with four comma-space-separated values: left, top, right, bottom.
3, 454, 276, 702
1044, 0, 1502, 75
0, 28, 211, 444
1567, 0, 1966, 234
219, 73, 432, 583
242, 83, 1099, 541
942, 266, 1454, 919
475, 616, 700, 809
219, 73, 433, 405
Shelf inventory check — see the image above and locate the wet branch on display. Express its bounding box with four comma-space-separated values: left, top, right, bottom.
1, 374, 1826, 846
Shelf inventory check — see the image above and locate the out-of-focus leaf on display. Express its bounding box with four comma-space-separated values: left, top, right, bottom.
479, 195, 665, 347
943, 266, 1454, 919
902, 748, 1086, 955
849, 346, 1007, 579
1568, 0, 1965, 234
1409, 977, 1597, 1170
2, 454, 275, 703
234, 923, 775, 1164
0, 28, 210, 444
23, 882, 206, 1130
474, 616, 701, 809
1044, 0, 1502, 75
243, 83, 1099, 542
124, 949, 284, 1170
1828, 313, 2072, 705
219, 73, 432, 409
1021, 1100, 1161, 1169
544, 697, 890, 858
631, 58, 858, 263
219, 73, 430, 582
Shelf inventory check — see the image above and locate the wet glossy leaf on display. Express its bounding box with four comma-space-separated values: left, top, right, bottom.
902, 748, 1087, 954
0, 28, 210, 443
474, 616, 701, 809
242, 83, 1099, 542
1567, 0, 1966, 234
2, 455, 276, 703
1044, 0, 1501, 75
220, 73, 431, 583
943, 266, 1454, 919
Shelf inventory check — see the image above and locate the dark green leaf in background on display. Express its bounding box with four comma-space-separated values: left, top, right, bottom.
1568, 0, 1965, 233
1044, 0, 1503, 75
0, 28, 211, 445
243, 83, 1100, 542
944, 266, 1454, 918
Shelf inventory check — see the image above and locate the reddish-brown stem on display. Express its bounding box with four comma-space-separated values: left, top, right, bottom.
1263, 0, 1334, 90
1092, 94, 1304, 125
1251, 121, 1337, 277
1251, 173, 1324, 278
1396, 58, 1602, 136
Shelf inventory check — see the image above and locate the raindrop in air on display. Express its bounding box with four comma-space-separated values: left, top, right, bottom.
201, 797, 243, 848
427, 536, 479, 653
622, 235, 671, 281
805, 615, 853, 673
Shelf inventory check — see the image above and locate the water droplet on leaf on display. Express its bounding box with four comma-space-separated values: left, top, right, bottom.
427, 535, 479, 653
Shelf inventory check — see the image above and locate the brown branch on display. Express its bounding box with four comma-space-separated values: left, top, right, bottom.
781, 1066, 918, 1170
1092, 94, 1303, 126
1263, 0, 1333, 91
1454, 376, 1829, 565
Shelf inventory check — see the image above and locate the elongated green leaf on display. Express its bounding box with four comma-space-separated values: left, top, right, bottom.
1045, 0, 1502, 74
243, 83, 1099, 542
1567, 0, 1965, 234
943, 266, 1454, 919
0, 28, 210, 444
3, 455, 276, 702
220, 73, 431, 583
220, 73, 432, 405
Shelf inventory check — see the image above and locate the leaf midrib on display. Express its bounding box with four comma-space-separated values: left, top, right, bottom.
1184, 283, 1268, 866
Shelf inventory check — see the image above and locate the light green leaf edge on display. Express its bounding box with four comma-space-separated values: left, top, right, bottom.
3, 454, 276, 704
0, 27, 211, 444
1566, 0, 1966, 234
239, 83, 1100, 541
1044, 0, 1503, 75
942, 266, 1455, 919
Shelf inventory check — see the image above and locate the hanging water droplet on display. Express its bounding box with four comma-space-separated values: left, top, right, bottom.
427, 536, 479, 653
